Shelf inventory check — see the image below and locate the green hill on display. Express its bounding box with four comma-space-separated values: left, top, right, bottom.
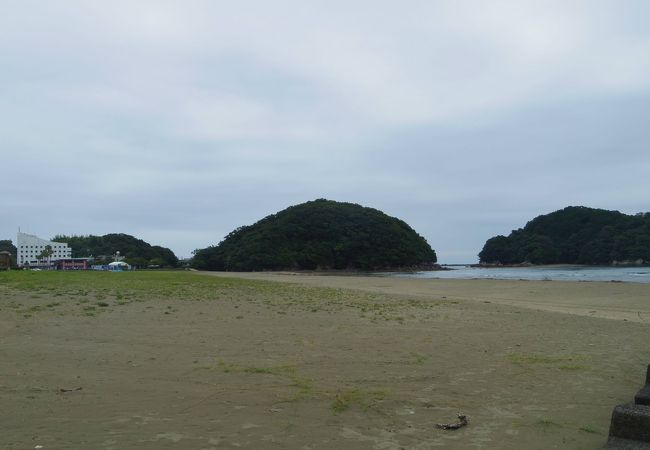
479, 206, 650, 265
192, 199, 437, 271
53, 233, 178, 268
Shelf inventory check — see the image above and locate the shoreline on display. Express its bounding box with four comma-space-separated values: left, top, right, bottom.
198, 271, 650, 323
468, 262, 650, 268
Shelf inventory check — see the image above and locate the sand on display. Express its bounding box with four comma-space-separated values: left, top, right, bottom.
207, 271, 650, 323
1, 271, 649, 449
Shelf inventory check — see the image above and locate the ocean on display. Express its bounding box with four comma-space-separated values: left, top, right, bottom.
378, 265, 650, 283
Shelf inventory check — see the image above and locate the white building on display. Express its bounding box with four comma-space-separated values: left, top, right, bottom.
16, 232, 72, 267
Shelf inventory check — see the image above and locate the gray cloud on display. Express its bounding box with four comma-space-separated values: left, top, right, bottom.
2, 1, 650, 262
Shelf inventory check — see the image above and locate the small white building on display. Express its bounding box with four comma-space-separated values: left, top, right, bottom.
108, 261, 131, 271
16, 232, 72, 267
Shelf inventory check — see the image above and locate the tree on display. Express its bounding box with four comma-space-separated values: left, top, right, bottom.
38, 245, 54, 266
479, 206, 650, 265
193, 199, 437, 271
478, 236, 511, 264
0, 240, 17, 266
125, 256, 148, 268
53, 234, 178, 267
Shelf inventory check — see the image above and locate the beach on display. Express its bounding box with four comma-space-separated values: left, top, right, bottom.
1, 271, 649, 449
210, 271, 650, 323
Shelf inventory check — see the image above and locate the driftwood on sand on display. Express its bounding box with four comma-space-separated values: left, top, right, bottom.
436, 414, 468, 430
59, 387, 83, 393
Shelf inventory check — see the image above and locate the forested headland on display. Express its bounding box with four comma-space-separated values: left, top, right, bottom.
192, 199, 437, 271
479, 206, 650, 265
53, 234, 178, 268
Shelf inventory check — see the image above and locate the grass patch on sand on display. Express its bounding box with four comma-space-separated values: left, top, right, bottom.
216, 360, 314, 400
507, 353, 586, 371
536, 418, 563, 432
330, 388, 388, 414
0, 270, 440, 321
213, 359, 388, 414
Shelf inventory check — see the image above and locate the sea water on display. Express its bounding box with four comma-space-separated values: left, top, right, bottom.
378, 265, 650, 283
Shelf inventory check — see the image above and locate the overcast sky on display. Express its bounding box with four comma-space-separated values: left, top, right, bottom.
2, 1, 650, 263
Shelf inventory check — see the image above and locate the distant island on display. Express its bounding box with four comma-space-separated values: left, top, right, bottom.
192, 199, 437, 271
53, 233, 178, 268
479, 206, 650, 265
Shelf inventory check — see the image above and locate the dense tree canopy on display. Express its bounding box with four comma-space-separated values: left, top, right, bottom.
53, 233, 178, 268
192, 199, 437, 271
0, 240, 17, 266
479, 206, 650, 265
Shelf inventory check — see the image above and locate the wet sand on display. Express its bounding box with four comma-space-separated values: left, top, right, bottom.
1, 272, 649, 449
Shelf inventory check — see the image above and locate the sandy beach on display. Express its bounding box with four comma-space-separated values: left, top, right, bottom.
1, 271, 649, 449
207, 271, 650, 323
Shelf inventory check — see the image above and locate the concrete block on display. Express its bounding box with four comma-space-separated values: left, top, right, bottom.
607, 403, 650, 443
635, 365, 650, 406
605, 436, 650, 449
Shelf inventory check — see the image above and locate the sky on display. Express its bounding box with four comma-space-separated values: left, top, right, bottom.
2, 1, 650, 263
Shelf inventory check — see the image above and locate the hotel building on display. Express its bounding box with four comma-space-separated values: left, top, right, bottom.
16, 232, 72, 267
